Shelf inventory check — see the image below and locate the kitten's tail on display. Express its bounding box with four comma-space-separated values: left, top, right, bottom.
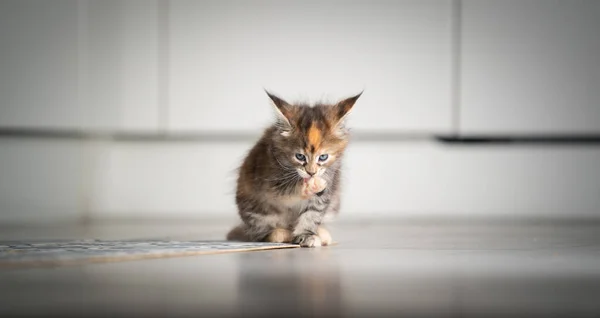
226, 224, 249, 241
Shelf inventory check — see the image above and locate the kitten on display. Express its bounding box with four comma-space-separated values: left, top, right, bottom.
227, 90, 361, 247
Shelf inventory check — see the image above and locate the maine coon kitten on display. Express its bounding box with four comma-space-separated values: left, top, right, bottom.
227, 91, 361, 247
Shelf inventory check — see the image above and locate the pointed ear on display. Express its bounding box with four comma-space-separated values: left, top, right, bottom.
333, 91, 362, 126
265, 90, 294, 134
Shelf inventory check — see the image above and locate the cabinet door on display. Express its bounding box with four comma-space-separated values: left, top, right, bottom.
168, 0, 453, 133
0, 0, 161, 132
83, 0, 161, 132
461, 0, 600, 135
0, 0, 80, 129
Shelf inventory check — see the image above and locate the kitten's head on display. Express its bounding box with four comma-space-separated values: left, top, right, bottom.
265, 90, 362, 179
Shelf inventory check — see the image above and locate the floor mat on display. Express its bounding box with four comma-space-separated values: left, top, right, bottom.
0, 240, 299, 269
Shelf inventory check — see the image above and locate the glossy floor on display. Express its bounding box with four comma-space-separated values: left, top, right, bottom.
2, 220, 600, 317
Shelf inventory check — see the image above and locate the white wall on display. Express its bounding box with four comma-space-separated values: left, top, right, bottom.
0, 139, 84, 224
0, 0, 162, 132
84, 0, 162, 131
88, 140, 600, 221
2, 138, 599, 224
168, 0, 453, 133
1, 0, 600, 225
461, 0, 600, 135
0, 0, 81, 129
0, 0, 455, 134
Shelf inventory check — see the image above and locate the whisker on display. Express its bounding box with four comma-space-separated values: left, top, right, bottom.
266, 170, 299, 181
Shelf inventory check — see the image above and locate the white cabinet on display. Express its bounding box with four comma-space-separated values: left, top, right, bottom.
83, 0, 161, 131
167, 0, 453, 133
0, 139, 83, 224
461, 0, 600, 135
0, 0, 161, 132
0, 0, 80, 129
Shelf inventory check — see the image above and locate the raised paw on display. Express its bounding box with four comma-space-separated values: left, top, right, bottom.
310, 177, 327, 194
293, 234, 322, 248
302, 177, 327, 199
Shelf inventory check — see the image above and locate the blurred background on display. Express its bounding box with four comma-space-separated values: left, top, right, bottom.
1, 0, 599, 226
2, 1, 600, 317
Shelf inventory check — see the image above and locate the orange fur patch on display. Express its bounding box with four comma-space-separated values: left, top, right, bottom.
307, 122, 322, 150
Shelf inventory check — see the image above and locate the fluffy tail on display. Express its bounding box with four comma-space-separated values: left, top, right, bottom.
226, 224, 249, 241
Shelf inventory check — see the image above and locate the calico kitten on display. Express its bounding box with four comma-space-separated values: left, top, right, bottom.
227, 91, 361, 247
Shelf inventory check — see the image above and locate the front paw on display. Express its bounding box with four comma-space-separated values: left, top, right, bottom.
301, 177, 327, 198
310, 177, 327, 194
293, 234, 322, 247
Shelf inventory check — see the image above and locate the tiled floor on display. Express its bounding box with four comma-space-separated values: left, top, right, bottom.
2, 219, 600, 317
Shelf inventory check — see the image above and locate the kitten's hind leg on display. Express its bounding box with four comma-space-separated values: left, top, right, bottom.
226, 224, 293, 243
226, 224, 249, 241
265, 228, 293, 243
317, 226, 333, 246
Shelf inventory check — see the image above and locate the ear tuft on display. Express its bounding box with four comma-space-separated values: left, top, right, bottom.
332, 91, 362, 136
265, 89, 294, 133
265, 90, 289, 110
335, 91, 362, 121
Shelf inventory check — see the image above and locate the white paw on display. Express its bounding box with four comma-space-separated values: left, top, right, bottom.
301, 177, 327, 199
308, 177, 327, 194
293, 234, 322, 247
317, 227, 333, 246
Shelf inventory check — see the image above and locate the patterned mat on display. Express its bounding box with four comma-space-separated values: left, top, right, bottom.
0, 240, 299, 269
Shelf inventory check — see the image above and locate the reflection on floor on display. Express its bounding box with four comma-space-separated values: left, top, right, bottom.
2, 219, 600, 317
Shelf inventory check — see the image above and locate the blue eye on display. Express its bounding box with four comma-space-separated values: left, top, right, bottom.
319, 154, 329, 161
295, 153, 306, 161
